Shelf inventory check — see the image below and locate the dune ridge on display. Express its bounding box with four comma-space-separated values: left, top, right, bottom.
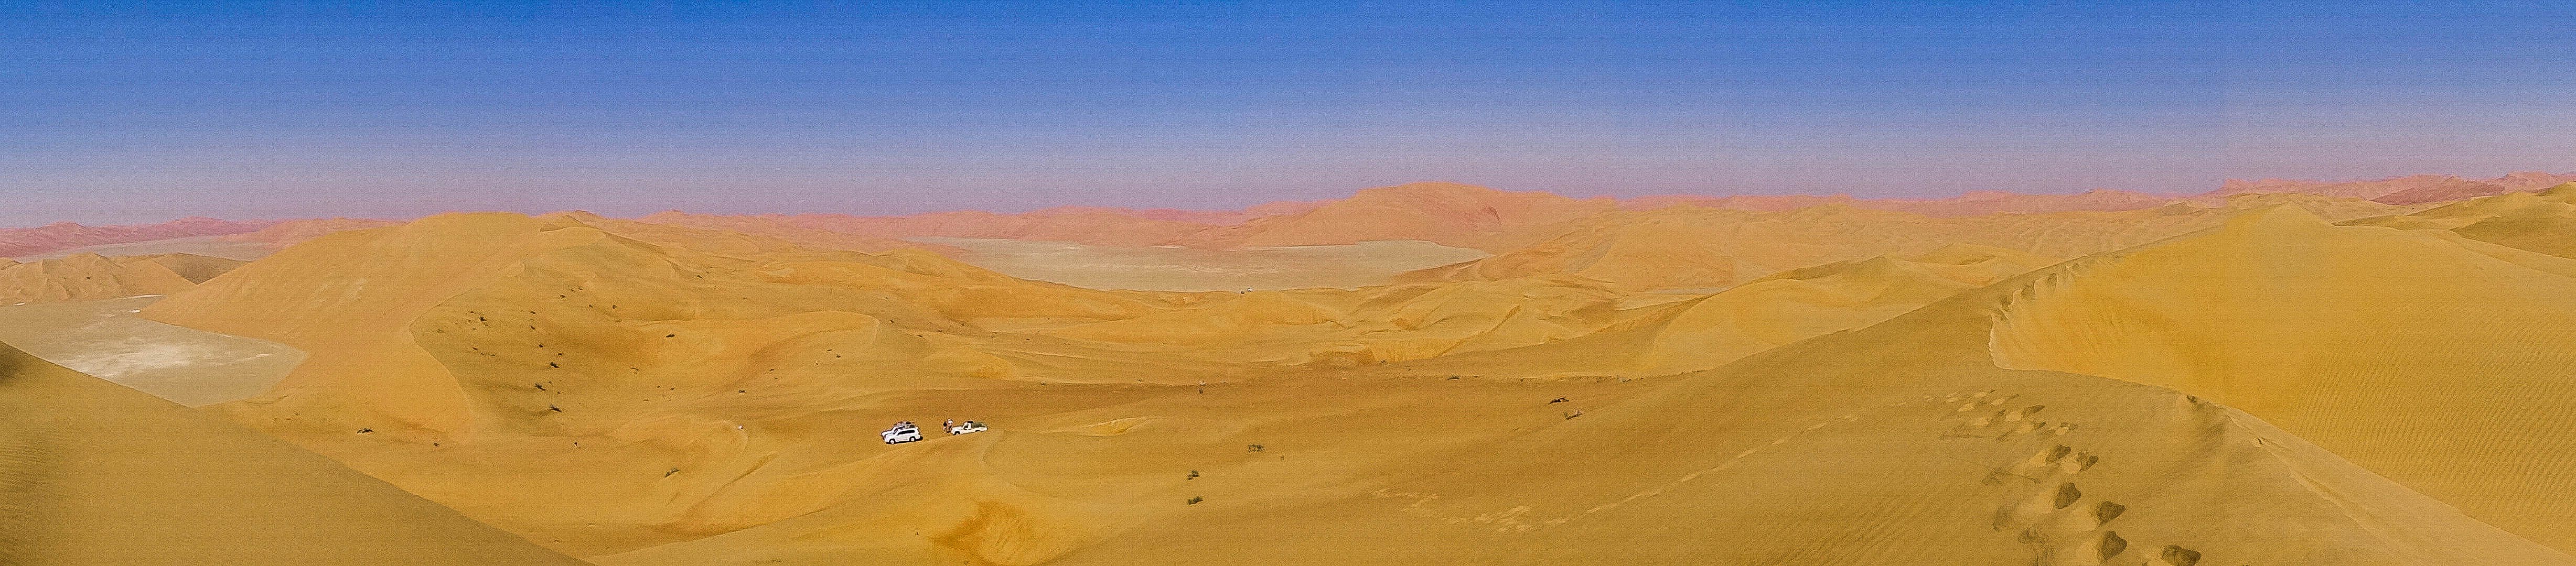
0, 217, 277, 258
2205, 171, 2576, 203
1400, 192, 2416, 291
1988, 195, 2576, 550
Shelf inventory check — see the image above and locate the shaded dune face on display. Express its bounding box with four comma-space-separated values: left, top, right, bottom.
0, 342, 591, 565
92, 186, 2576, 564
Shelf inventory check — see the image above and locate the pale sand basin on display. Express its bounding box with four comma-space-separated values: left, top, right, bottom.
0, 295, 302, 406
910, 237, 1488, 291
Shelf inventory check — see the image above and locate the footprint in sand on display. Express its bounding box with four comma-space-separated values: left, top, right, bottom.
1947, 404, 2048, 439
1955, 404, 2201, 566
2149, 545, 2202, 566
1998, 476, 2128, 565
1998, 418, 2049, 441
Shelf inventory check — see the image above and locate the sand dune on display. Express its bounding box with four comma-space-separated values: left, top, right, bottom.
0, 340, 590, 565
639, 209, 1225, 249
147, 213, 651, 436
2204, 171, 2576, 203
1403, 192, 2415, 291
1215, 182, 1618, 252
635, 182, 1604, 254
910, 237, 1488, 292
219, 217, 402, 247
603, 217, 2572, 565
0, 252, 246, 303
12, 235, 280, 262
630, 180, 2454, 269
1990, 202, 2576, 550
98, 194, 2576, 563
1626, 188, 2176, 216
0, 217, 276, 258
1320, 245, 2060, 380
2344, 182, 2576, 259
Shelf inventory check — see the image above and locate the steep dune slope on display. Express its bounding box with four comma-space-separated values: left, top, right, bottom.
1990, 205, 2576, 550
146, 213, 625, 434
133, 252, 251, 282
0, 341, 590, 565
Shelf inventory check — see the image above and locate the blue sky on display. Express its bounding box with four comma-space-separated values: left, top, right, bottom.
5, 2, 2572, 226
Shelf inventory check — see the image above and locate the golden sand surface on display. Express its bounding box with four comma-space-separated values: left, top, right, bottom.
1991, 185, 2576, 550
0, 341, 593, 565
910, 237, 1489, 291
30, 184, 2567, 564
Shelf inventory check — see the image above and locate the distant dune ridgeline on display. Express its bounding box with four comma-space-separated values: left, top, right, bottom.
1400, 191, 2419, 291
1624, 188, 2177, 216
631, 176, 2504, 260
16, 171, 2570, 261
2207, 171, 2576, 204
2344, 182, 2576, 259
0, 217, 279, 258
216, 217, 402, 247
637, 208, 1235, 249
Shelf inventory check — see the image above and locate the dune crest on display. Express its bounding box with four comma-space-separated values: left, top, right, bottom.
0, 217, 277, 258
1989, 203, 2576, 549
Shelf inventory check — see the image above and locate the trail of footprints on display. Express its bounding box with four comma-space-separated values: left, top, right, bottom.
1376, 388, 2209, 566
1937, 390, 2207, 566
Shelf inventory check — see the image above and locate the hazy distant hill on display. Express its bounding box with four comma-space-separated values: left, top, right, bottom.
1, 217, 278, 258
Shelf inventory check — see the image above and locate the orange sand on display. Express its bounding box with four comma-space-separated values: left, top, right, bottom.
12, 181, 2568, 563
